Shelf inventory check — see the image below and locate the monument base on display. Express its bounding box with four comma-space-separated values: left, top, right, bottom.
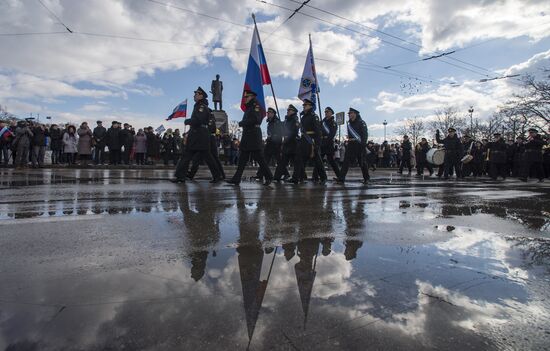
212, 110, 228, 134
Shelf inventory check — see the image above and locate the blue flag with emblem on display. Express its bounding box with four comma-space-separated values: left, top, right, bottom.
298, 35, 319, 111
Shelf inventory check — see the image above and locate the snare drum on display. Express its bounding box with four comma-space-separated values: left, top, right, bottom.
461, 154, 473, 164
427, 148, 445, 165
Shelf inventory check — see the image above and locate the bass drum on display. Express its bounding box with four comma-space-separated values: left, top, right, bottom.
427, 148, 445, 165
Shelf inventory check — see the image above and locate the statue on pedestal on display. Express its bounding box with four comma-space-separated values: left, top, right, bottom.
211, 74, 223, 111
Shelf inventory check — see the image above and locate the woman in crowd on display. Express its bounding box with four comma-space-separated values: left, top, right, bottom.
77, 122, 93, 166
134, 129, 147, 165
63, 125, 78, 165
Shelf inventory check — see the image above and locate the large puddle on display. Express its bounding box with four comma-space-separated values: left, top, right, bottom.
0, 169, 549, 350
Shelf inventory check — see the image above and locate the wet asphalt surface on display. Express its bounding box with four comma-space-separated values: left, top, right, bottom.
0, 167, 549, 351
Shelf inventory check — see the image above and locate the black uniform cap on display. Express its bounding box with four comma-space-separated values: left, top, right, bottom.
194, 86, 208, 98
493, 132, 501, 136
267, 107, 277, 114
528, 128, 538, 133
325, 106, 334, 114
302, 98, 313, 105
448, 127, 456, 132
112, 121, 119, 125
348, 107, 359, 114
243, 89, 257, 97
287, 104, 298, 112
96, 120, 102, 123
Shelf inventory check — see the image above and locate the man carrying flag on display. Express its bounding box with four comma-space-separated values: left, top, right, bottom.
166, 99, 187, 121
292, 35, 326, 183
240, 18, 272, 117
227, 15, 274, 186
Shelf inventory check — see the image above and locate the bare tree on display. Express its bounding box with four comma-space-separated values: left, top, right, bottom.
429, 107, 468, 135
498, 74, 550, 132
395, 117, 426, 145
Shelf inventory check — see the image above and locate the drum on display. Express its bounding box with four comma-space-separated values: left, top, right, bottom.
461, 154, 473, 164
427, 148, 445, 165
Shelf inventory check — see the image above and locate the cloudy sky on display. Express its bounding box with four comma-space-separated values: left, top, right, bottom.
1, 0, 549, 140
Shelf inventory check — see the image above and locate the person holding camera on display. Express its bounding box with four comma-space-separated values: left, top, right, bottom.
13, 121, 34, 169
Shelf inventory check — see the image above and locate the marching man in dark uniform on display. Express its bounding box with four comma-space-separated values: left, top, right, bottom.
273, 104, 300, 181
436, 127, 463, 179
292, 99, 326, 184
226, 90, 273, 186
172, 87, 221, 183
487, 132, 508, 180
254, 107, 285, 182
314, 106, 340, 180
398, 135, 412, 175
337, 107, 369, 184
187, 109, 225, 180
520, 128, 546, 182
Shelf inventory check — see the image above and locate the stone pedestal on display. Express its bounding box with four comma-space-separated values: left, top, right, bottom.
212, 110, 228, 134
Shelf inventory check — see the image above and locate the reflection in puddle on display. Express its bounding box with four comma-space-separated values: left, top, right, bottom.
0, 170, 549, 349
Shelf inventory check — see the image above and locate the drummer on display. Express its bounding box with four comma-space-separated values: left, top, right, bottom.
415, 137, 433, 176
487, 132, 508, 180
436, 127, 464, 180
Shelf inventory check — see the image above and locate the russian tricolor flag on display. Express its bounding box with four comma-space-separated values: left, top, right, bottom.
241, 24, 272, 117
166, 99, 188, 121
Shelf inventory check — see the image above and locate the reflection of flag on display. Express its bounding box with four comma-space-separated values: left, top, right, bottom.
166, 99, 187, 121
241, 24, 272, 117
155, 124, 166, 133
298, 38, 319, 111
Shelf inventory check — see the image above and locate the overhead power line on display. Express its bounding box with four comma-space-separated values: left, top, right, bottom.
255, 0, 496, 79
37, 0, 73, 33
145, 0, 303, 45
264, 0, 310, 41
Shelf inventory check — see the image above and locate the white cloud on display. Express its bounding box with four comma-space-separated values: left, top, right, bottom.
1, 0, 550, 128
374, 48, 550, 118
81, 104, 109, 112
351, 97, 364, 106
265, 96, 302, 113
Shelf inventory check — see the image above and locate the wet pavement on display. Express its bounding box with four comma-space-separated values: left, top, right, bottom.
0, 168, 549, 350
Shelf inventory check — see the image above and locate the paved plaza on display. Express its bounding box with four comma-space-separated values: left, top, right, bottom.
0, 168, 549, 350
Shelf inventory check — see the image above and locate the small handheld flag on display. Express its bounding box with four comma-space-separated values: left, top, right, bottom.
166, 99, 188, 121
155, 124, 166, 134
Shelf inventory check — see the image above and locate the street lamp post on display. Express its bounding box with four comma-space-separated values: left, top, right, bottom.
383, 120, 387, 141
468, 106, 474, 136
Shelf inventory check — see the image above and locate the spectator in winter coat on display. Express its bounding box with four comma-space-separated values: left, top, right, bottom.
63, 125, 78, 165
134, 129, 147, 165
77, 122, 93, 166
49, 124, 63, 164
14, 121, 33, 169
93, 121, 107, 165
0, 120, 15, 166
106, 121, 122, 165
31, 123, 48, 167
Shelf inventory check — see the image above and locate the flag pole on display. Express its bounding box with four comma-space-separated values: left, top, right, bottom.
309, 34, 322, 120
252, 13, 281, 120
